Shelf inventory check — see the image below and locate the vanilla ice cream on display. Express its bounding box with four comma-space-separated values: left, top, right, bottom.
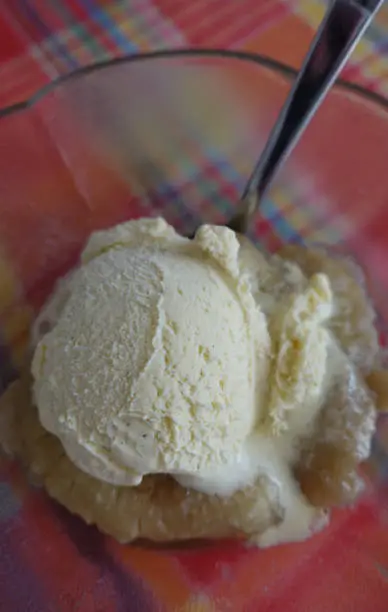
31, 217, 372, 546
32, 218, 273, 494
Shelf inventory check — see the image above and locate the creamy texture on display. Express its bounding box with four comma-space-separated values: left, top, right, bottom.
32, 219, 271, 494
31, 217, 368, 546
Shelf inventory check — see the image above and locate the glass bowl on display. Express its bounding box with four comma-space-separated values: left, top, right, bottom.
1, 51, 388, 612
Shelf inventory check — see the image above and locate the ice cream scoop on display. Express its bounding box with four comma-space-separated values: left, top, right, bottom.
26, 217, 383, 546
31, 217, 341, 505
32, 218, 272, 493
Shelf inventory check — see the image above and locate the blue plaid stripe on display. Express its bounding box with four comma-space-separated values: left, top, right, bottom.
78, 0, 137, 53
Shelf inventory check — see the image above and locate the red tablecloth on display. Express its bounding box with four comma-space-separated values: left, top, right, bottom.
2, 0, 388, 109
1, 2, 388, 611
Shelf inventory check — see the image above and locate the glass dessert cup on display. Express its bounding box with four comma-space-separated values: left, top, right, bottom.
1, 51, 388, 608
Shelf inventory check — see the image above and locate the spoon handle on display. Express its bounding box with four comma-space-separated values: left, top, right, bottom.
233, 0, 383, 232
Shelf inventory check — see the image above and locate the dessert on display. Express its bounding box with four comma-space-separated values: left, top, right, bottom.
1, 217, 387, 546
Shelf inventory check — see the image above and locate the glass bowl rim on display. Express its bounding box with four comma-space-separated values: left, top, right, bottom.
1, 48, 388, 121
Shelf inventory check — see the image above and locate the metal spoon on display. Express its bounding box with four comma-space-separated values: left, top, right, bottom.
228, 0, 384, 234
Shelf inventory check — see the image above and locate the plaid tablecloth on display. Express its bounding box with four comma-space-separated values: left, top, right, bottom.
2, 0, 388, 108
1, 1, 388, 611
